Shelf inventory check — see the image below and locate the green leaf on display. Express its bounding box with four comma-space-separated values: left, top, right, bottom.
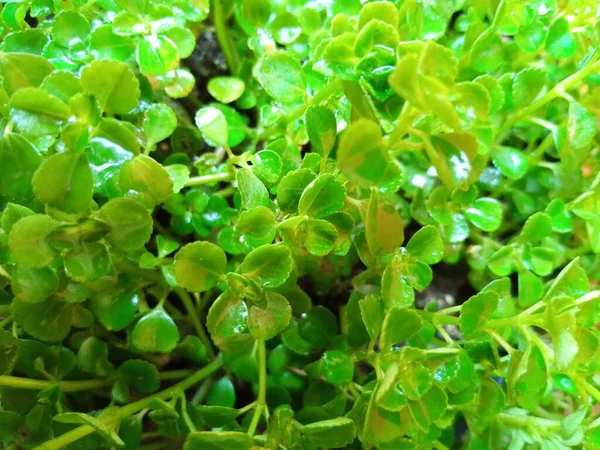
299, 173, 346, 218
306, 106, 336, 159
301, 417, 357, 448
359, 294, 384, 341
492, 146, 529, 180
184, 431, 253, 450
40, 70, 82, 103
21, 288, 59, 325
91, 288, 139, 331
119, 359, 160, 394
13, 297, 72, 342
99, 198, 153, 252
0, 52, 54, 95
546, 18, 575, 58
0, 329, 18, 375
208, 77, 245, 104
9, 214, 59, 268
163, 26, 195, 58
544, 258, 589, 301
512, 67, 546, 108
337, 119, 390, 188
52, 11, 90, 47
469, 29, 503, 72
1, 203, 33, 233
406, 225, 444, 265
254, 51, 306, 104
251, 150, 282, 185
176, 335, 208, 364
381, 256, 415, 308
564, 102, 595, 165
207, 290, 249, 346
131, 309, 180, 353
239, 0, 271, 28
143, 104, 177, 149
321, 350, 354, 386
234, 206, 277, 251
365, 189, 404, 258
358, 1, 399, 29
64, 242, 112, 283
236, 168, 269, 209
77, 336, 113, 376
90, 25, 136, 61
81, 60, 140, 114
270, 12, 302, 45
10, 87, 71, 137
520, 212, 553, 243
277, 169, 316, 213
460, 291, 499, 339
465, 198, 503, 232
248, 292, 292, 340
175, 241, 227, 293
195, 106, 228, 148
380, 307, 422, 351
407, 384, 447, 432
120, 155, 174, 207
33, 152, 93, 214
137, 34, 179, 76
238, 244, 293, 288
302, 218, 338, 256
0, 133, 42, 201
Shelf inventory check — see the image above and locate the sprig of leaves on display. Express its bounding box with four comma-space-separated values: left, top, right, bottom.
2, 0, 600, 449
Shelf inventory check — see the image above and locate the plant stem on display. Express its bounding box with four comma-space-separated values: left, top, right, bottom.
0, 376, 111, 392
174, 287, 216, 360
184, 172, 232, 187
496, 412, 561, 431
486, 313, 545, 330
212, 0, 239, 74
0, 369, 195, 392
497, 59, 600, 138
247, 340, 267, 436
33, 359, 224, 450
0, 315, 13, 328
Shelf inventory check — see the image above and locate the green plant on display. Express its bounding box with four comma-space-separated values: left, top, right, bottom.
1, 0, 600, 449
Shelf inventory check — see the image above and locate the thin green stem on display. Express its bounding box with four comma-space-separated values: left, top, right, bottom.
33, 359, 223, 450
418, 310, 460, 326
0, 315, 13, 328
0, 369, 194, 392
174, 287, 216, 360
247, 340, 267, 436
184, 172, 232, 187
237, 401, 257, 415
486, 313, 545, 330
580, 379, 600, 404
0, 376, 111, 392
0, 264, 11, 281
487, 329, 515, 355
496, 412, 561, 431
212, 0, 239, 74
497, 59, 600, 139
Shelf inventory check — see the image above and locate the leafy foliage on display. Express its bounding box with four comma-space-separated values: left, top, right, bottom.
1, 1, 600, 449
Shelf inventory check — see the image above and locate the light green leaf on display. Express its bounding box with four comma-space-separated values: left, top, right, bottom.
254, 51, 306, 104
81, 60, 140, 114
33, 152, 94, 214
174, 241, 227, 292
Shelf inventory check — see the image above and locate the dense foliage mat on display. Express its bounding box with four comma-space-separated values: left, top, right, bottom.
2, 0, 600, 449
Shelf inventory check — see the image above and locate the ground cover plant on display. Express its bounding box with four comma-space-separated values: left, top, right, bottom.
2, 0, 600, 448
